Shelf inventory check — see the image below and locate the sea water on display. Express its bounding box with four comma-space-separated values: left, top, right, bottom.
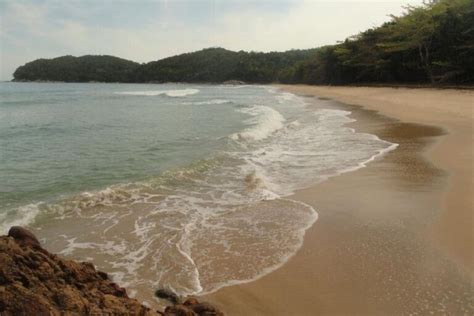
0, 82, 396, 304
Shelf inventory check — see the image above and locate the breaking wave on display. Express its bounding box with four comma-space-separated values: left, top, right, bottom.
184, 99, 231, 105
115, 89, 200, 97
230, 105, 285, 141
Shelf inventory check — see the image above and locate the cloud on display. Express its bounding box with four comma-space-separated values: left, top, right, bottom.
0, 0, 423, 80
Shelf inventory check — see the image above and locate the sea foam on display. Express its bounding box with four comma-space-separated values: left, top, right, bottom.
230, 105, 285, 141
185, 99, 231, 105
116, 89, 199, 97
0, 203, 42, 234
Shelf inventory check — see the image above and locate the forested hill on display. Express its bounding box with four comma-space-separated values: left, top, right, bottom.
131, 48, 318, 83
13, 55, 140, 83
12, 0, 474, 85
13, 48, 318, 84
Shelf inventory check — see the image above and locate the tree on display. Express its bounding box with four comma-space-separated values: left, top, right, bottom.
378, 5, 438, 82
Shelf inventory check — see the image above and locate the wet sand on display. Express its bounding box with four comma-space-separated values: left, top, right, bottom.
205, 86, 473, 315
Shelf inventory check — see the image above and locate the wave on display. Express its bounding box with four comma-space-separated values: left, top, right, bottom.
230, 105, 285, 141
276, 92, 297, 103
115, 88, 199, 97
0, 203, 42, 234
183, 99, 231, 105
230, 107, 399, 197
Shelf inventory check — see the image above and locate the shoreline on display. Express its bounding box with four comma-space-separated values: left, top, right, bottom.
6, 80, 474, 90
204, 85, 473, 315
280, 85, 474, 273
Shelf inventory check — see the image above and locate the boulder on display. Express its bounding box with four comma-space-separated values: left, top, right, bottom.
8, 226, 40, 247
222, 80, 245, 85
188, 302, 224, 316
164, 304, 197, 316
155, 288, 180, 304
183, 298, 200, 306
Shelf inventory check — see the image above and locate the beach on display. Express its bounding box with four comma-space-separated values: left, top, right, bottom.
205, 85, 474, 315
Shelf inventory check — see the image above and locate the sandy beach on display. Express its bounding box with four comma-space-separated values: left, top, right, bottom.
205, 85, 474, 315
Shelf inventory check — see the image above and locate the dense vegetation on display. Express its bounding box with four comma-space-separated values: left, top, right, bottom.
13, 0, 474, 85
284, 0, 474, 85
13, 55, 139, 82
131, 48, 317, 83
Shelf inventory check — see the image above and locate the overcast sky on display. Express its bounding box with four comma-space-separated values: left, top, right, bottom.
0, 0, 423, 80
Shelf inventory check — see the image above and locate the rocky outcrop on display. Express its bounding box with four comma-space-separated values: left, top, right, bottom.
156, 295, 224, 316
0, 227, 223, 316
163, 298, 224, 316
222, 80, 246, 85
0, 226, 157, 315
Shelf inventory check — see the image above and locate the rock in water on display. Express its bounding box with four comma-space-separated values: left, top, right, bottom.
222, 80, 245, 85
155, 288, 181, 304
7, 226, 40, 247
164, 304, 197, 316
163, 297, 224, 316
189, 302, 224, 315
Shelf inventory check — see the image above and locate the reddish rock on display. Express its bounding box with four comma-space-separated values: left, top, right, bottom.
176, 299, 224, 316
0, 227, 224, 315
0, 227, 158, 315
188, 302, 224, 316
111, 282, 128, 298
183, 297, 200, 306
165, 304, 197, 316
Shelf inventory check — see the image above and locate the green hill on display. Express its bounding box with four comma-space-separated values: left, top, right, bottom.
132, 47, 318, 83
13, 55, 140, 83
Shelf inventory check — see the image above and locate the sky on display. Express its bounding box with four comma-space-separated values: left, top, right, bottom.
0, 0, 424, 81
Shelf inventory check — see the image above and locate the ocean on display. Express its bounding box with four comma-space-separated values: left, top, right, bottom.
0, 82, 396, 304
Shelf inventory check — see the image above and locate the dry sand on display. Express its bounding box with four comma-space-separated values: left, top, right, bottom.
205, 85, 473, 315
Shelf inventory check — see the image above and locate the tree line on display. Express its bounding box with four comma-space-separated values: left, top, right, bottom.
13, 0, 474, 85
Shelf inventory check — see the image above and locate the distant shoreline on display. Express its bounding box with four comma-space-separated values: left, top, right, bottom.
6, 80, 474, 91
7, 80, 248, 85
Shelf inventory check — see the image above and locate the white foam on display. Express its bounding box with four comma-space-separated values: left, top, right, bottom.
176, 220, 204, 295
60, 238, 97, 256
0, 203, 42, 234
165, 89, 200, 97
237, 107, 399, 197
184, 99, 230, 105
115, 89, 199, 97
196, 199, 318, 295
276, 92, 296, 103
230, 105, 286, 141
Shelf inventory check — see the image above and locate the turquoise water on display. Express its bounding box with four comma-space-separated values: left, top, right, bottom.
0, 82, 396, 303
